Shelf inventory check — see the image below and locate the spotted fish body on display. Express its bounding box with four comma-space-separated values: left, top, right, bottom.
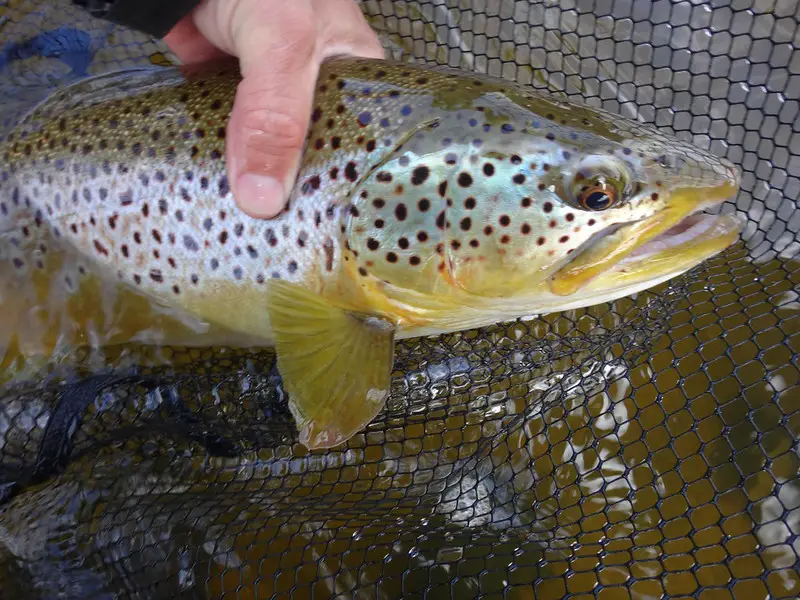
0, 58, 742, 447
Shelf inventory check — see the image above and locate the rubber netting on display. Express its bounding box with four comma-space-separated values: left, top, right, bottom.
0, 0, 798, 598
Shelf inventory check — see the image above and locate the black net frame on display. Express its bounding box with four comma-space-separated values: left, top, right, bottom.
0, 1, 798, 599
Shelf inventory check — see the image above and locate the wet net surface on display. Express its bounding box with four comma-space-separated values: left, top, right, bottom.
0, 0, 798, 598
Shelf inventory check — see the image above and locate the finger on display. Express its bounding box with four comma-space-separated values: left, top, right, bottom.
193, 0, 384, 218
162, 15, 228, 65
313, 0, 385, 63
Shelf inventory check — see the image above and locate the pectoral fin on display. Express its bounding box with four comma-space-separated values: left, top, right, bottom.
265, 281, 396, 450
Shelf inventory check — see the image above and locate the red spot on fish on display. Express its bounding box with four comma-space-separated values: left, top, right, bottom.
93, 240, 108, 255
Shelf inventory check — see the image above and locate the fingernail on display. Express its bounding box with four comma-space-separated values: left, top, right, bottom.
235, 173, 285, 218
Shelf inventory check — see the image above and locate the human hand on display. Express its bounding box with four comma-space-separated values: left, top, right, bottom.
163, 0, 385, 218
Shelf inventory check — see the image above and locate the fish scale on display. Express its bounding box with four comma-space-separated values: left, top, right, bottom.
0, 57, 742, 448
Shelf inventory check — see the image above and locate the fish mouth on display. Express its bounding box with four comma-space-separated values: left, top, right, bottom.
549, 181, 743, 296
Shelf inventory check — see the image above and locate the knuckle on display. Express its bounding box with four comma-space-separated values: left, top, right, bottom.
276, 7, 317, 51
229, 1, 319, 76
238, 103, 309, 155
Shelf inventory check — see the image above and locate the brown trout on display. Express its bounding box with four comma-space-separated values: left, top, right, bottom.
0, 58, 742, 448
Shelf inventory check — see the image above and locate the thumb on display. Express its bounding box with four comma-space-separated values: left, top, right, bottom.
192, 0, 384, 219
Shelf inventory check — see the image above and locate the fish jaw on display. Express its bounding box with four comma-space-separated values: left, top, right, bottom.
549, 179, 742, 297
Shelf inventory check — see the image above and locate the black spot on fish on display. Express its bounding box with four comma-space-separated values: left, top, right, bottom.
411, 166, 429, 185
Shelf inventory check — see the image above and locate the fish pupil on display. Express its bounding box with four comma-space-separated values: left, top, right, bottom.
584, 190, 612, 210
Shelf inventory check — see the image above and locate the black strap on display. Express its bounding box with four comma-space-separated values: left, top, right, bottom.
73, 0, 202, 38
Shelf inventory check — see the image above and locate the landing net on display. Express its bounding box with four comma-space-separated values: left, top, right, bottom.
0, 1, 798, 598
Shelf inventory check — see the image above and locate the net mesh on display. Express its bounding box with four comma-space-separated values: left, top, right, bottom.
0, 1, 798, 598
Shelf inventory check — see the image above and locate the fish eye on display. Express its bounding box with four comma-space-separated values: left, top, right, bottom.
566, 156, 633, 212
578, 184, 616, 211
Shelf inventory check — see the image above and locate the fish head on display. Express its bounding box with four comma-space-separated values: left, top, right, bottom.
441, 113, 742, 307
345, 67, 743, 319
